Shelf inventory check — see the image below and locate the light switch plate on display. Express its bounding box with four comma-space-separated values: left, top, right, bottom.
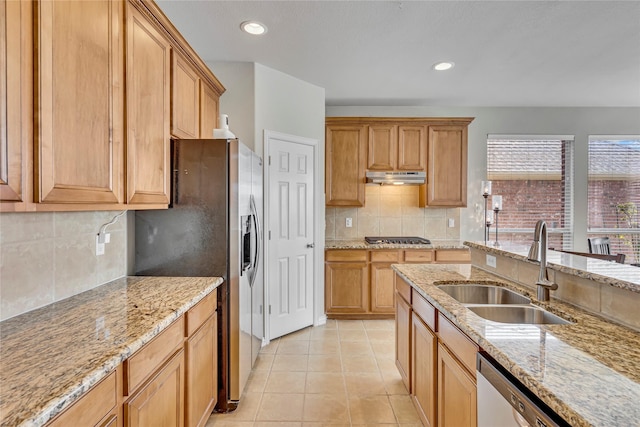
448, 218, 455, 228
486, 254, 497, 268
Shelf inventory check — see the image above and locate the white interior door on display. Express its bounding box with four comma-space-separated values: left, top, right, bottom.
266, 132, 315, 339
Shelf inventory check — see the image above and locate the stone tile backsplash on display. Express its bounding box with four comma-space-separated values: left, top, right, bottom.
326, 185, 460, 241
0, 211, 129, 321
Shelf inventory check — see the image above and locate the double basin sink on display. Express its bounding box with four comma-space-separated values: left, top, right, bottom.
437, 284, 571, 325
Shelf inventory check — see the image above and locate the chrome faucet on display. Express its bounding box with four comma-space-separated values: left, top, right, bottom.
527, 220, 558, 302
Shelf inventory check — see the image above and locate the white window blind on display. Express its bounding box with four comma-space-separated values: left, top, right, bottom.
487, 136, 574, 249
588, 136, 640, 264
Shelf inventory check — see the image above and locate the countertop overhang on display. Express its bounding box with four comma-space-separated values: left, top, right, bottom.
392, 263, 640, 427
0, 275, 223, 427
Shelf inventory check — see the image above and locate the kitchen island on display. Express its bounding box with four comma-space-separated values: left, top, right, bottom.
393, 262, 640, 427
0, 275, 222, 427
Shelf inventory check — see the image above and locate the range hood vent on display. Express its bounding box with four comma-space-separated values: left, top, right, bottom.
366, 171, 426, 185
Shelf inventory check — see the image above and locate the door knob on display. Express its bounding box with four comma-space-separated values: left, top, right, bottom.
306, 243, 315, 248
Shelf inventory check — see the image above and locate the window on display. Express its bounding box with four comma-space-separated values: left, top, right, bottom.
487, 135, 574, 249
588, 136, 640, 264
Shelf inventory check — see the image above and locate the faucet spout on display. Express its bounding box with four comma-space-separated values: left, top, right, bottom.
527, 220, 558, 301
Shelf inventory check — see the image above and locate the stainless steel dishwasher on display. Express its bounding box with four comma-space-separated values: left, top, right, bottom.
477, 352, 570, 427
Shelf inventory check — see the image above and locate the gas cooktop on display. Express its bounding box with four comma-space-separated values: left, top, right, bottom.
365, 236, 431, 245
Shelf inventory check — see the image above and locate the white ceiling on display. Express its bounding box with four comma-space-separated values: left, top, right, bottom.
156, 0, 640, 107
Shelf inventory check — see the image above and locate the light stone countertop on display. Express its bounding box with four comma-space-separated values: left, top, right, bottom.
465, 241, 640, 294
0, 276, 223, 427
325, 239, 467, 250
392, 263, 640, 427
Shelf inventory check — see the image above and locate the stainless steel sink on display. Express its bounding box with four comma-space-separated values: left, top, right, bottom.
437, 284, 531, 305
467, 305, 571, 325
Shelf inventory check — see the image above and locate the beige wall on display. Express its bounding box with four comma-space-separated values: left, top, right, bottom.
0, 211, 128, 321
326, 185, 461, 241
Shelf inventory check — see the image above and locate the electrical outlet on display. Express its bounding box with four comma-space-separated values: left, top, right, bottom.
346, 217, 352, 228
96, 235, 105, 256
104, 233, 111, 243
448, 218, 455, 228
486, 254, 497, 268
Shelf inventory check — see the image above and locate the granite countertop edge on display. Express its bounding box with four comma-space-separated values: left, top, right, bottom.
1, 276, 223, 427
325, 239, 467, 250
392, 263, 640, 427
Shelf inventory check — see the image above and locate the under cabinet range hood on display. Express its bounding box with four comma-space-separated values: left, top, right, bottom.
365, 171, 426, 185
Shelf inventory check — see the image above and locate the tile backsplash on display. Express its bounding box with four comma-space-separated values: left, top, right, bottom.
325, 185, 460, 241
0, 211, 128, 321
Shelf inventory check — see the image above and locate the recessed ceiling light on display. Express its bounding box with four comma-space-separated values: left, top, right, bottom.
240, 21, 267, 35
433, 61, 455, 71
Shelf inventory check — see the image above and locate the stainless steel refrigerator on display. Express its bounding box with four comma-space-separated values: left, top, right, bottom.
134, 138, 263, 412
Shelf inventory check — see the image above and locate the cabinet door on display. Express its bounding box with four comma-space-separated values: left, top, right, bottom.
126, 3, 171, 205
437, 343, 476, 427
412, 314, 437, 427
0, 0, 30, 204
395, 292, 411, 391
186, 316, 217, 427
397, 125, 426, 171
422, 126, 467, 207
199, 82, 219, 138
367, 124, 396, 170
370, 263, 396, 314
325, 261, 368, 314
325, 125, 366, 206
36, 0, 123, 204
171, 52, 200, 139
125, 349, 185, 427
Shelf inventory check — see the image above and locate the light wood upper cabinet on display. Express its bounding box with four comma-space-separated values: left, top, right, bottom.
0, 0, 30, 206
35, 0, 124, 204
420, 125, 468, 207
199, 82, 219, 139
368, 125, 397, 170
325, 124, 367, 206
171, 52, 200, 139
125, 2, 171, 205
398, 125, 427, 171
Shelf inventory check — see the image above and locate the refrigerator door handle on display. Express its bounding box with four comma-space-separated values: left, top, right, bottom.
249, 194, 262, 288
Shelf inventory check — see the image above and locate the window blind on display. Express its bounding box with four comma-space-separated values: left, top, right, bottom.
588, 136, 640, 263
487, 137, 574, 249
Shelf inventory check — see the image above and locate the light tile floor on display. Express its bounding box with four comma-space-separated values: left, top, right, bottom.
206, 319, 423, 427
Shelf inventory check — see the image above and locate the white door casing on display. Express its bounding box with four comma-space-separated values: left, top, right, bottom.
264, 131, 316, 340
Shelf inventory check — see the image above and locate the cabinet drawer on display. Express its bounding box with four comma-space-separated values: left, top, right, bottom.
326, 249, 367, 262
370, 250, 401, 263
404, 250, 434, 263
437, 313, 478, 377
125, 316, 185, 394
435, 249, 470, 263
412, 290, 436, 330
47, 370, 117, 427
395, 274, 412, 304
186, 291, 217, 336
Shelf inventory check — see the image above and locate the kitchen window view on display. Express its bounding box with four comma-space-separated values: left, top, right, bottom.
588, 136, 640, 265
487, 136, 574, 250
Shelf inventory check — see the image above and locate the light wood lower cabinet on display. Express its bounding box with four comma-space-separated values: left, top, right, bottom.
395, 285, 411, 391
125, 349, 185, 427
325, 260, 369, 314
394, 275, 478, 427
437, 343, 477, 427
412, 313, 437, 427
47, 368, 120, 427
45, 291, 218, 427
325, 248, 468, 318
